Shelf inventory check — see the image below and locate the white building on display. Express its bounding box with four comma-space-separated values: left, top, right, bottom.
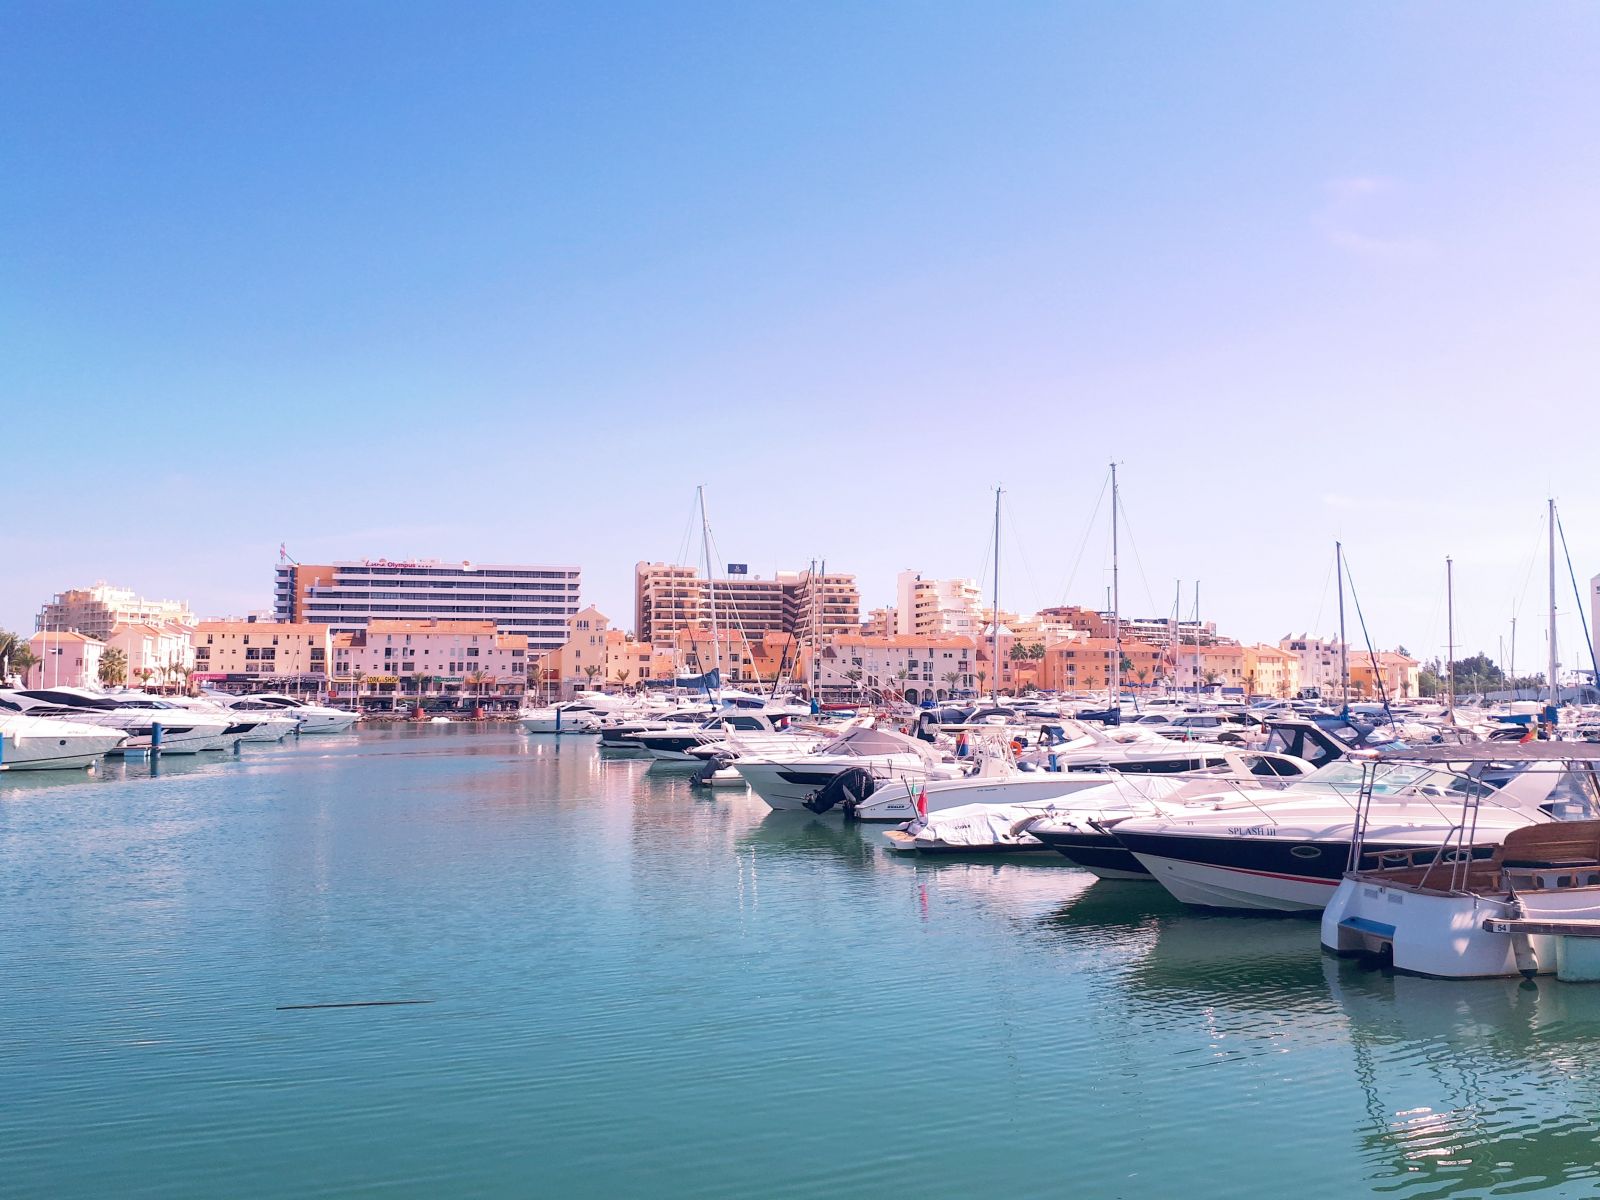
275, 558, 581, 653
37, 583, 195, 641
813, 634, 977, 703
1280, 634, 1347, 697
894, 571, 985, 638
330, 619, 528, 704
106, 623, 195, 689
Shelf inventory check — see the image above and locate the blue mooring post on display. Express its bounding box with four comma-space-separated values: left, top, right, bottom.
151, 721, 163, 754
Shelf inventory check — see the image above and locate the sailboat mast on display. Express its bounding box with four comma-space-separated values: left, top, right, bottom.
699, 485, 719, 694
1336, 542, 1349, 713
1445, 556, 1455, 721
1110, 462, 1121, 706
991, 486, 1001, 702
1548, 497, 1559, 710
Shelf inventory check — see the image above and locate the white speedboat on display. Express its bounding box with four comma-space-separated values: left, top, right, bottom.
518, 703, 600, 734
1111, 754, 1565, 913
0, 708, 128, 769
225, 693, 359, 734
734, 727, 962, 812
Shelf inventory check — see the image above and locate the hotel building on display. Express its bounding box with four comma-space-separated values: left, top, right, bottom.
274, 559, 580, 652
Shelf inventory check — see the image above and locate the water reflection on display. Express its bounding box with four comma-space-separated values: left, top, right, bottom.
1325, 959, 1600, 1196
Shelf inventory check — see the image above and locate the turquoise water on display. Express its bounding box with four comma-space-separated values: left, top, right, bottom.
5, 726, 1600, 1198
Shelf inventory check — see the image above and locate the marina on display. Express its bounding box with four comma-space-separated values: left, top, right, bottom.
7, 724, 1600, 1197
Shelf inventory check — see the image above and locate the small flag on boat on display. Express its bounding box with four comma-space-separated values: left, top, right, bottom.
1520, 725, 1537, 743
915, 786, 928, 817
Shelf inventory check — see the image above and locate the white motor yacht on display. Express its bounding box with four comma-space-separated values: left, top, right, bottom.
734, 727, 962, 812
1110, 754, 1566, 913
224, 693, 359, 734
0, 707, 129, 769
0, 688, 231, 754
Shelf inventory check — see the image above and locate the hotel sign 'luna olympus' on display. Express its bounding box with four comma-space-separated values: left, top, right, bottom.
274, 559, 581, 653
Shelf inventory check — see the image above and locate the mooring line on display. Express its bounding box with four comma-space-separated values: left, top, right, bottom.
276, 1000, 434, 1011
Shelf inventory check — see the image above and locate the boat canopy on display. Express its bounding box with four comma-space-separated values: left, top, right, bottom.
819, 726, 938, 764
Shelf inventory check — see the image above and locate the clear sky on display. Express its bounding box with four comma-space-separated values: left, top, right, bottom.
5, 2, 1599, 673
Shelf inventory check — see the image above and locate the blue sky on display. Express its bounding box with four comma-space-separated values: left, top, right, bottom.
5, 2, 1600, 672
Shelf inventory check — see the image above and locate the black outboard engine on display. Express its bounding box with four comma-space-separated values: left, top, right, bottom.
803, 767, 877, 816
690, 751, 735, 787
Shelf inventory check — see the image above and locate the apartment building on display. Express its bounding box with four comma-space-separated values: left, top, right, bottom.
193, 620, 330, 682
24, 631, 105, 689
633, 563, 859, 645
1039, 638, 1165, 693
105, 623, 195, 688
804, 634, 977, 703
1243, 643, 1301, 699
894, 572, 984, 638
37, 583, 195, 640
330, 619, 526, 698
1280, 634, 1347, 697
275, 558, 580, 651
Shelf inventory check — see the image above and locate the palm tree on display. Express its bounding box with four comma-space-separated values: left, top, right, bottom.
1135, 667, 1148, 690
976, 669, 987, 694
894, 667, 909, 699
616, 668, 631, 689
465, 670, 489, 705
0, 630, 34, 684
134, 666, 155, 691
942, 670, 960, 698
99, 647, 128, 687
583, 664, 602, 691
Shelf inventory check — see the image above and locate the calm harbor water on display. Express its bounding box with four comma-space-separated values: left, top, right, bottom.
5, 725, 1600, 1198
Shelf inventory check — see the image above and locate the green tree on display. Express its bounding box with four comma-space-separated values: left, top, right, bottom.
583, 664, 602, 690
100, 647, 128, 687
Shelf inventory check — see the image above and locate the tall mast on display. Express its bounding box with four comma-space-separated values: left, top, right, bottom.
991, 485, 1002, 702
1170, 580, 1180, 698
1336, 542, 1349, 714
1549, 497, 1560, 709
1445, 556, 1455, 721
698, 485, 719, 694
1110, 462, 1121, 707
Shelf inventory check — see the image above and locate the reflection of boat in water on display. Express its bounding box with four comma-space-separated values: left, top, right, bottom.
1324, 955, 1600, 1195
737, 810, 880, 867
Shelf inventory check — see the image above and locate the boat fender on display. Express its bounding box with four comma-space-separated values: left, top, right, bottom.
1506, 892, 1539, 979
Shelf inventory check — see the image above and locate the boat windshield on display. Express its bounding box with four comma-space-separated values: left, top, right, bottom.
818, 727, 926, 760
1301, 760, 1483, 798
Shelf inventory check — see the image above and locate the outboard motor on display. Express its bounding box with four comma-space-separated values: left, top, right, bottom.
690, 751, 735, 787
803, 767, 877, 816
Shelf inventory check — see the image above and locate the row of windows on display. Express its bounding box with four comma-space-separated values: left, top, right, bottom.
334, 568, 577, 580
